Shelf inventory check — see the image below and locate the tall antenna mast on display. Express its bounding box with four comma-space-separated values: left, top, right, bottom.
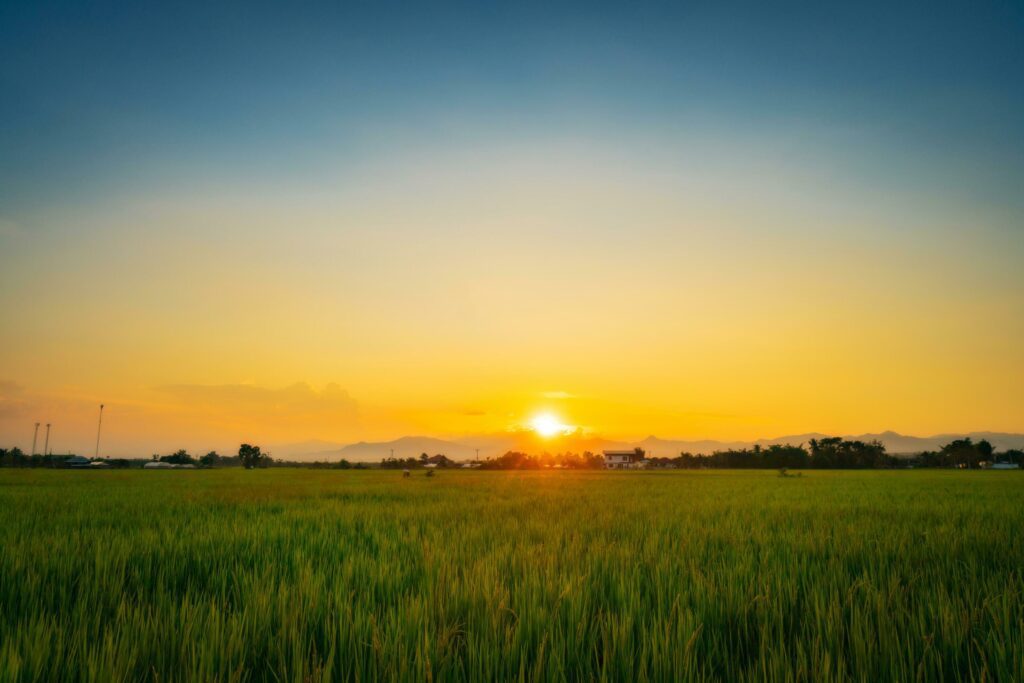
94, 404, 104, 459
44, 423, 51, 456
31, 422, 40, 456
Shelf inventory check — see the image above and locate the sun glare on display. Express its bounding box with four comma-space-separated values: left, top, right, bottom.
530, 413, 572, 438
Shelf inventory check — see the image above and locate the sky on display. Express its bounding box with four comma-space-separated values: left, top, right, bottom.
1, 1, 1022, 457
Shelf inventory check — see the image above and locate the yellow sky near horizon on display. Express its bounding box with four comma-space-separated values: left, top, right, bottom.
2, 136, 1022, 456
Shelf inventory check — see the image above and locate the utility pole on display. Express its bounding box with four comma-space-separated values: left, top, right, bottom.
44, 424, 51, 456
94, 404, 104, 459
390, 448, 394, 459
31, 422, 40, 456
475, 448, 480, 461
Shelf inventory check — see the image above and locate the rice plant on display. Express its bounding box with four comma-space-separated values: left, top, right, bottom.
0, 469, 1021, 681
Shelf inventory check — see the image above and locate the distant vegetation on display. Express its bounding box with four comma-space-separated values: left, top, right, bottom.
481, 450, 615, 469
0, 437, 1020, 470
379, 453, 460, 469
474, 438, 1022, 470
657, 437, 1023, 470
0, 469, 1021, 680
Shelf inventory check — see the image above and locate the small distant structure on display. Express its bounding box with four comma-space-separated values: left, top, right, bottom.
143, 461, 196, 470
991, 462, 1020, 470
603, 450, 644, 470
66, 455, 92, 469
89, 460, 109, 468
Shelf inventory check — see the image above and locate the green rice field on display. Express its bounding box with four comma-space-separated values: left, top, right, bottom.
0, 469, 1022, 681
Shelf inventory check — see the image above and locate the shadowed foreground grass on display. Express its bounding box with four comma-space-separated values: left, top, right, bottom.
0, 469, 1022, 681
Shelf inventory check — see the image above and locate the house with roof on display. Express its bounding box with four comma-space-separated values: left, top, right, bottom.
603, 449, 645, 470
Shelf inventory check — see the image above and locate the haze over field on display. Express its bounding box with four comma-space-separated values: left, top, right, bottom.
1, 2, 1022, 456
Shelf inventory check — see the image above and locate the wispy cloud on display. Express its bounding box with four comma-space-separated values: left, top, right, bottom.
155, 382, 358, 419
540, 391, 575, 400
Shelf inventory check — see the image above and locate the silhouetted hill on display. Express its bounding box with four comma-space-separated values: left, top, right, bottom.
269, 440, 347, 459
327, 436, 477, 462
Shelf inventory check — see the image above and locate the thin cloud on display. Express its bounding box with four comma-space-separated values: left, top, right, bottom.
540, 391, 575, 400
155, 382, 358, 419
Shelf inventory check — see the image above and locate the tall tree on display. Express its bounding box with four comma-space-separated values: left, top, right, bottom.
238, 444, 264, 470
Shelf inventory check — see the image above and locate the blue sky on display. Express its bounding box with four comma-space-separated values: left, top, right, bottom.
2, 1, 1022, 213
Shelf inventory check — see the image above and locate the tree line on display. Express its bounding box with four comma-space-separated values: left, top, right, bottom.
1, 437, 1021, 470
0, 450, 98, 468
480, 451, 608, 469
647, 437, 1023, 469
380, 453, 460, 469
0, 443, 280, 469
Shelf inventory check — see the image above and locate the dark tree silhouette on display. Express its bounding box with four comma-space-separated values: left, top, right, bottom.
160, 449, 196, 466
1001, 449, 1024, 465
238, 443, 264, 469
934, 438, 993, 469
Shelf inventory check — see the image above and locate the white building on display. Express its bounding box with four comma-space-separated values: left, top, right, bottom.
603, 450, 644, 470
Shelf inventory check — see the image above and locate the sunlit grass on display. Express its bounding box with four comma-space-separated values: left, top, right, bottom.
0, 469, 1021, 681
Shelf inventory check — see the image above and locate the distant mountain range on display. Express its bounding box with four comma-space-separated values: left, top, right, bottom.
271, 431, 1024, 462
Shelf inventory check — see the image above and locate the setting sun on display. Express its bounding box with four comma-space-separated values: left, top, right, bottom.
530, 413, 572, 438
